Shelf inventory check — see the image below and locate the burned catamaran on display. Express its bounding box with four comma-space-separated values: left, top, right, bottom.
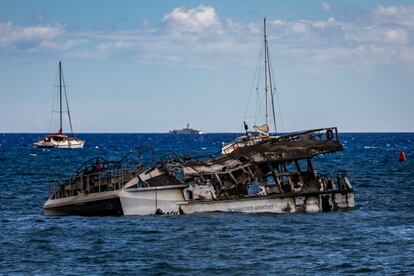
43, 127, 355, 216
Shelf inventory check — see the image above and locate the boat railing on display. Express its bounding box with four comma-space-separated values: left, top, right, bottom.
277, 127, 339, 143
70, 147, 153, 178
222, 127, 340, 155
337, 170, 352, 190
48, 165, 140, 199
314, 170, 352, 191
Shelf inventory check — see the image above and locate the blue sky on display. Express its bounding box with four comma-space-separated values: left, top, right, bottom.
0, 0, 413, 133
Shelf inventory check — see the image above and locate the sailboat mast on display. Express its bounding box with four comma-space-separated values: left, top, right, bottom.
264, 18, 269, 129
59, 61, 62, 133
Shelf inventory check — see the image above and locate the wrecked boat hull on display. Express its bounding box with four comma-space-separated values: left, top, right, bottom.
179, 190, 355, 214
44, 187, 354, 216
43, 185, 186, 216
43, 190, 122, 216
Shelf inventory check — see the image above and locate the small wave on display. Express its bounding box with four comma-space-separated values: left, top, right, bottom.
29, 153, 37, 157
201, 147, 207, 150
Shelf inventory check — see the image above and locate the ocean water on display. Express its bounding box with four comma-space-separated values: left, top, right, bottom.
0, 133, 413, 275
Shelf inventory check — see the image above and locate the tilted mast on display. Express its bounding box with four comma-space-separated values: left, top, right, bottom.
263, 17, 277, 134
264, 18, 269, 130
59, 61, 63, 133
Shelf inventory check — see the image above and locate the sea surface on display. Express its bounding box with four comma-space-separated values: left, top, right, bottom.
1, 133, 413, 275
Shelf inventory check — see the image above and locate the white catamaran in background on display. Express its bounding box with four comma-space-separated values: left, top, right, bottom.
222, 18, 279, 155
33, 61, 85, 149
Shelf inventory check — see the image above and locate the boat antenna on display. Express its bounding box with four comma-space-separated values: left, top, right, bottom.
243, 121, 249, 135
61, 66, 74, 134
59, 61, 63, 134
264, 17, 269, 131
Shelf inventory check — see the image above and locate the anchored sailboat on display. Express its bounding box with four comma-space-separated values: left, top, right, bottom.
222, 18, 278, 154
33, 61, 85, 149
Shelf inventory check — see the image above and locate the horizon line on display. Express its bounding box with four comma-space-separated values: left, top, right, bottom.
1, 131, 414, 134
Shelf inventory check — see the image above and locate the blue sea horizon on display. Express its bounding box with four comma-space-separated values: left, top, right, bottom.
1, 133, 413, 274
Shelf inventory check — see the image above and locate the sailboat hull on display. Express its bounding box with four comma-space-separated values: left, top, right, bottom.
33, 139, 85, 148
33, 134, 85, 149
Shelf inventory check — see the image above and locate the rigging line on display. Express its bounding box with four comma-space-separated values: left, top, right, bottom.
255, 59, 268, 127
268, 50, 285, 132
244, 37, 264, 124
254, 38, 265, 126
61, 68, 74, 134
255, 86, 266, 127
265, 29, 277, 134
49, 69, 59, 132
255, 55, 264, 126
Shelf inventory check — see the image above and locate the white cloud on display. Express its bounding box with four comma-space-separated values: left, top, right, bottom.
1, 4, 414, 73
375, 5, 401, 16
346, 27, 408, 45
0, 21, 63, 49
385, 29, 408, 44
163, 5, 221, 33
374, 5, 414, 27
291, 22, 309, 33
311, 17, 339, 29
321, 1, 331, 12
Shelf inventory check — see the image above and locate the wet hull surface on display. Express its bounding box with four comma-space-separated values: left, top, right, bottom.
44, 197, 123, 216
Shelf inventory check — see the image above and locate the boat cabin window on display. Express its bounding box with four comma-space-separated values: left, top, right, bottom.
52, 136, 64, 141
284, 161, 297, 173
295, 160, 309, 172
266, 175, 276, 185
145, 173, 180, 187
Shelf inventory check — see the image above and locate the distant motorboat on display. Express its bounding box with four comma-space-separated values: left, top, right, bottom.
169, 123, 202, 135
33, 61, 85, 149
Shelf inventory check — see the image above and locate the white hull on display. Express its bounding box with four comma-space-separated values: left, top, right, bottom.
119, 185, 187, 215
44, 186, 354, 216
179, 191, 355, 214
33, 138, 85, 148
